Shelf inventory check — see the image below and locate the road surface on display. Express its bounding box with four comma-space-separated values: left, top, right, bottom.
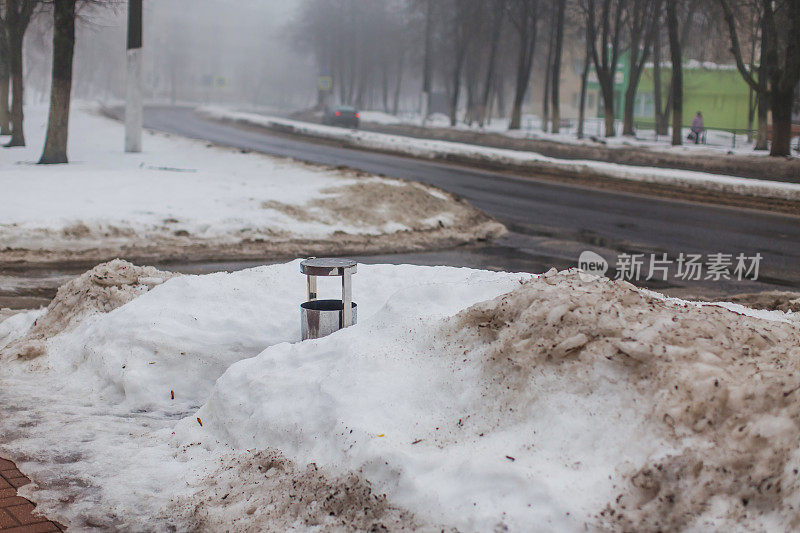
134, 106, 799, 296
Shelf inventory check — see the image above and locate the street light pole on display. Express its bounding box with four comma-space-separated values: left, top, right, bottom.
125, 0, 142, 153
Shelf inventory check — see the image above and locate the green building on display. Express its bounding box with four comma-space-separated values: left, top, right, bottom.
638, 66, 752, 131
588, 58, 753, 131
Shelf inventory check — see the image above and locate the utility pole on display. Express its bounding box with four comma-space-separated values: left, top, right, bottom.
125, 0, 142, 153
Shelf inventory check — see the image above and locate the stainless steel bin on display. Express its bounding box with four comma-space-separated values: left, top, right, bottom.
300, 258, 357, 340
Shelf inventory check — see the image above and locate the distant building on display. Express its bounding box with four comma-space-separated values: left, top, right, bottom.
585, 55, 753, 131
638, 63, 752, 131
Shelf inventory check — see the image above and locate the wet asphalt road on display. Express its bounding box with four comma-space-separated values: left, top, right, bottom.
135, 106, 799, 296
3, 106, 799, 309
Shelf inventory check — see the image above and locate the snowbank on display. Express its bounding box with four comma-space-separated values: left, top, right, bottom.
0, 104, 502, 264
200, 106, 800, 202
2, 259, 175, 360
357, 108, 784, 158
1, 260, 799, 531
356, 110, 404, 125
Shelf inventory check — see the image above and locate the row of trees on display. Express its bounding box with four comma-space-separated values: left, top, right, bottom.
296, 0, 800, 156
1, 0, 81, 164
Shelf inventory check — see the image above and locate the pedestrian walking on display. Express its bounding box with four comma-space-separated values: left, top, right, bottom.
690, 111, 704, 144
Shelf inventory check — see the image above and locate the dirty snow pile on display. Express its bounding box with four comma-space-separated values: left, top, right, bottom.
0, 104, 500, 264
1, 261, 799, 531
200, 106, 800, 202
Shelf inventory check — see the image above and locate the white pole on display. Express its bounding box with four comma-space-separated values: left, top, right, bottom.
125, 0, 142, 153
125, 48, 142, 152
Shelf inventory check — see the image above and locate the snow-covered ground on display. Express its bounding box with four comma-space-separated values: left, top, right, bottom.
360, 109, 797, 158
0, 104, 501, 264
200, 106, 800, 202
1, 259, 799, 531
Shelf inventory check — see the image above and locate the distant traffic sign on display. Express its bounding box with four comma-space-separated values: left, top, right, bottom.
318, 75, 333, 91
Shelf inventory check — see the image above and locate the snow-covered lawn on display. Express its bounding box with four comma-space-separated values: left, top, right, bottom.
0, 104, 501, 264
200, 106, 800, 202
1, 259, 798, 531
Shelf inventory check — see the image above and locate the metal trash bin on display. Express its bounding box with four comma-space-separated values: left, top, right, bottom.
300, 257, 357, 340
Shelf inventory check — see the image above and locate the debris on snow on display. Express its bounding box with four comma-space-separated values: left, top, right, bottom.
165, 448, 433, 532
447, 270, 800, 530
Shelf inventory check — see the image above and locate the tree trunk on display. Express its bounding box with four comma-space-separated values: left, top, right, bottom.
495, 70, 505, 118
754, 31, 769, 150
653, 28, 666, 135
602, 85, 615, 137
421, 0, 433, 122
5, 29, 24, 147
479, 7, 503, 127
392, 51, 404, 115
746, 24, 756, 143
509, 55, 529, 130
770, 86, 794, 157
0, 77, 9, 136
551, 0, 566, 134
653, 62, 663, 134
449, 67, 461, 127
623, 0, 659, 136
666, 0, 682, 146
509, 3, 538, 131
510, 35, 533, 130
0, 29, 10, 136
509, 73, 526, 130
623, 83, 637, 136
542, 17, 554, 133
40, 0, 76, 164
577, 30, 591, 139
381, 64, 389, 112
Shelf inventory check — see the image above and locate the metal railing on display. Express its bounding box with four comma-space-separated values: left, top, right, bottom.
632, 121, 764, 150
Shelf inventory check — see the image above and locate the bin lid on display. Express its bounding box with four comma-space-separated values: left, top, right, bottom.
301, 257, 357, 276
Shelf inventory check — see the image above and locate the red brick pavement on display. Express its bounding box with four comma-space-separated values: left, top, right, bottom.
0, 458, 63, 532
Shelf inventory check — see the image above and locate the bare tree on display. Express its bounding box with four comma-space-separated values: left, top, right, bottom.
39, 0, 76, 164
541, 5, 553, 132
507, 0, 540, 130
666, 0, 682, 145
651, 1, 698, 137
577, 22, 591, 138
1, 0, 38, 147
719, 0, 800, 156
622, 0, 660, 136
0, 21, 10, 134
446, 0, 478, 126
392, 47, 405, 115
420, 0, 433, 119
652, 19, 668, 135
550, 0, 566, 133
478, 0, 504, 127
585, 0, 627, 137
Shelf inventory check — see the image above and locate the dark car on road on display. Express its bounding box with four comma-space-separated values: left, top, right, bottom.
323, 105, 359, 128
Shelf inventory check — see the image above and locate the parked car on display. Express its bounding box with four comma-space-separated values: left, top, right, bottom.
323, 105, 359, 128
